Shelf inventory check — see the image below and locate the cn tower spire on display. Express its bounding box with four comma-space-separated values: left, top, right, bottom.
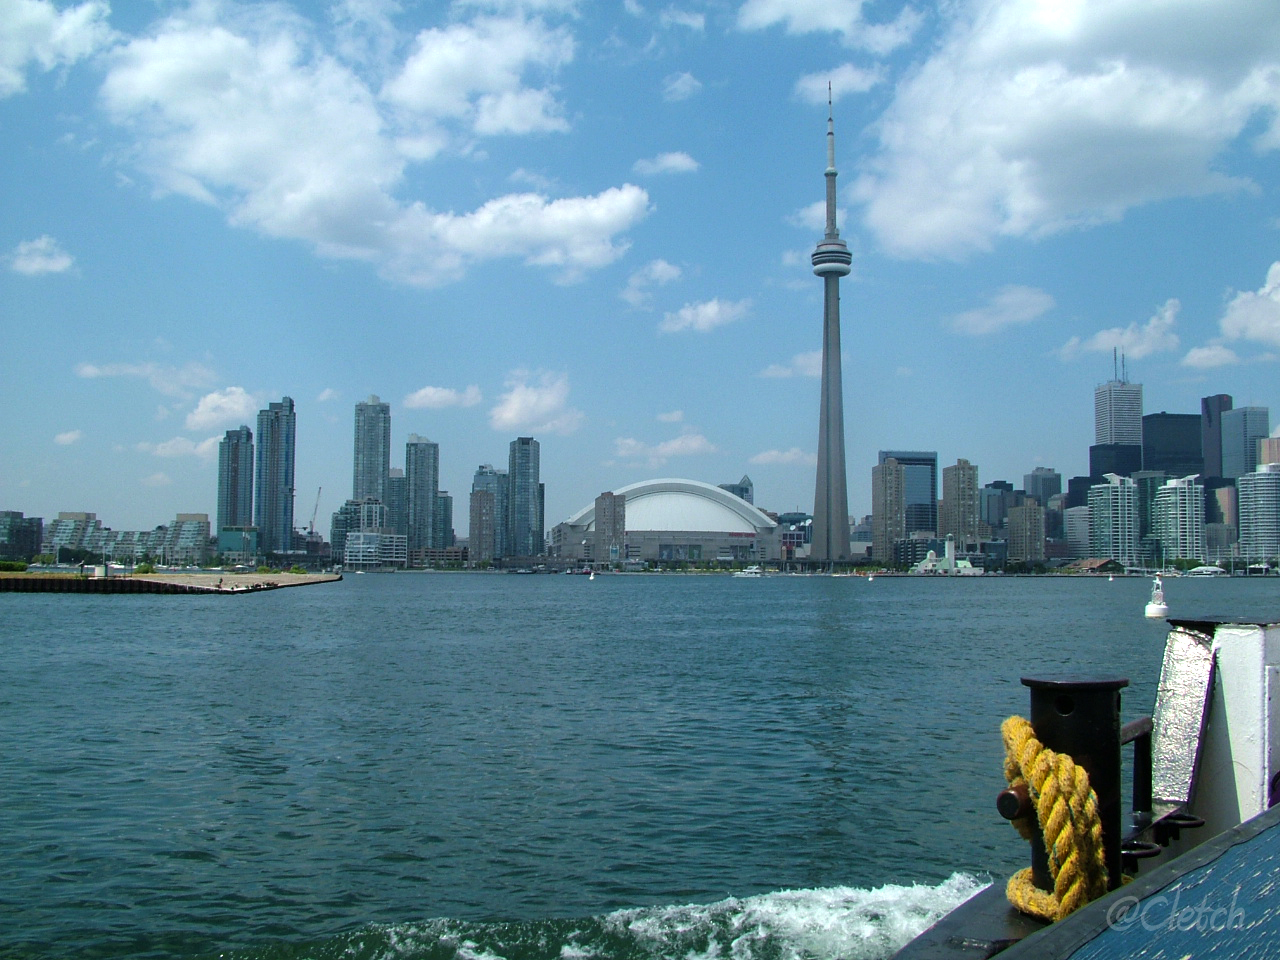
810, 88, 852, 563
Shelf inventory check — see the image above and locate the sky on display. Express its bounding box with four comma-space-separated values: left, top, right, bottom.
3, 0, 1280, 539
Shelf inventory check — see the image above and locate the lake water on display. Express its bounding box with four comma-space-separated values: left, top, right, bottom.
3, 572, 1277, 959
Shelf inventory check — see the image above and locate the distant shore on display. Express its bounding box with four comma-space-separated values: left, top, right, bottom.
0, 571, 342, 594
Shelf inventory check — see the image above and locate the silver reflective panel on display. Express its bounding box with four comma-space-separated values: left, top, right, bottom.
1152, 624, 1216, 805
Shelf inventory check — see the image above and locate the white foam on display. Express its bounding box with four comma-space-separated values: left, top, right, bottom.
608, 873, 989, 960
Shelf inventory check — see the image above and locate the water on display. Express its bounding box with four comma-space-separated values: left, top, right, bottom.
2, 573, 1276, 959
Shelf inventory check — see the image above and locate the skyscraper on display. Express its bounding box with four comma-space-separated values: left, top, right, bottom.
1089, 474, 1139, 568
508, 437, 542, 558
1153, 475, 1205, 564
1024, 467, 1062, 507
1201, 394, 1232, 477
255, 397, 296, 556
472, 464, 508, 559
940, 459, 981, 546
1142, 413, 1202, 476
1222, 407, 1271, 478
405, 434, 439, 557
871, 457, 905, 563
810, 93, 852, 562
594, 491, 626, 563
1095, 377, 1143, 444
217, 425, 253, 533
1238, 464, 1280, 561
879, 451, 938, 534
353, 395, 391, 503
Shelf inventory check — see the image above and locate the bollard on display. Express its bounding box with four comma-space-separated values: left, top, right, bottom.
1021, 675, 1128, 892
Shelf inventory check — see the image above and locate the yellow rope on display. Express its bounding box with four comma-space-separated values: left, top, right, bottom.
1001, 715, 1109, 922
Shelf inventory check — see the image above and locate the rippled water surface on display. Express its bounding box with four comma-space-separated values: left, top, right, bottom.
2, 572, 1276, 959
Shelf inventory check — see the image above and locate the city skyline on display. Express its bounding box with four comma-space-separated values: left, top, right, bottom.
4, 1, 1280, 533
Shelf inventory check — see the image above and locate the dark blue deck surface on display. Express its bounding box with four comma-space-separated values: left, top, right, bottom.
1000, 803, 1280, 959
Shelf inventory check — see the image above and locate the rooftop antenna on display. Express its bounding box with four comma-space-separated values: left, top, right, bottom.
1113, 347, 1118, 381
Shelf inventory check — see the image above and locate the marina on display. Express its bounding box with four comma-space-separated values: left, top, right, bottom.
4, 573, 1278, 960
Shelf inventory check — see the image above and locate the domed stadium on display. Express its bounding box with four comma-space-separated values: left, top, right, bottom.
551, 478, 777, 564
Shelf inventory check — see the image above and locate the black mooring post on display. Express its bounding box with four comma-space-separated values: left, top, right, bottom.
1022, 676, 1129, 892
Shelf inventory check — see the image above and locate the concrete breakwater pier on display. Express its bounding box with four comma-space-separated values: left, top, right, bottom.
0, 572, 342, 594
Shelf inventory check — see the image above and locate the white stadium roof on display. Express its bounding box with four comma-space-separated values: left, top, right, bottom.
564, 478, 776, 533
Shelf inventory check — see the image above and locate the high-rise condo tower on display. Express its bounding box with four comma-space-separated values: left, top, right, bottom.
811, 91, 852, 562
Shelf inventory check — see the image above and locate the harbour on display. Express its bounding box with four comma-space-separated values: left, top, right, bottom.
4, 573, 1277, 960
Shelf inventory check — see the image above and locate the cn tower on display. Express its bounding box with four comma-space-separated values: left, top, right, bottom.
810, 90, 852, 562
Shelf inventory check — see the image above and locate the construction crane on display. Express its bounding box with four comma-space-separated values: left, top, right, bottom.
309, 486, 321, 535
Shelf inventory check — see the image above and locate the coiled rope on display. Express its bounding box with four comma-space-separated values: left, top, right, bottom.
1001, 715, 1109, 921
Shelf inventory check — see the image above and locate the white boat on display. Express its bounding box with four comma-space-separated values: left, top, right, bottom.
732, 565, 764, 578
1144, 575, 1169, 618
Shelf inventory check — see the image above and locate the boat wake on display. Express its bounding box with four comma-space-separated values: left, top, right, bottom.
222, 874, 987, 960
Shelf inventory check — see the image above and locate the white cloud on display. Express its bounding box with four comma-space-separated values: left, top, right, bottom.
613, 429, 716, 466
662, 70, 700, 101
140, 471, 172, 487
54, 429, 82, 445
656, 409, 683, 422
1059, 299, 1181, 361
660, 7, 704, 31
951, 286, 1054, 335
404, 384, 483, 408
317, 387, 339, 402
761, 350, 822, 378
632, 151, 699, 176
1182, 344, 1240, 369
137, 436, 220, 459
8, 235, 74, 274
76, 360, 217, 399
185, 386, 258, 431
750, 446, 816, 466
737, 0, 921, 55
621, 258, 681, 307
97, 8, 647, 288
489, 369, 583, 434
1220, 261, 1280, 348
382, 17, 573, 134
795, 62, 885, 104
0, 0, 114, 98
660, 298, 750, 333
854, 0, 1280, 259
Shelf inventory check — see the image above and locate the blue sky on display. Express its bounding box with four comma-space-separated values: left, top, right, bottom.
3, 0, 1280, 537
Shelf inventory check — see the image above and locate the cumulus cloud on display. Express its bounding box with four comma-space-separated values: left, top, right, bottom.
95, 7, 648, 287
404, 384, 483, 408
137, 436, 220, 459
76, 360, 217, 399
795, 62, 885, 103
613, 429, 716, 466
489, 369, 583, 434
761, 351, 822, 378
1059, 299, 1181, 361
853, 0, 1280, 259
632, 151, 699, 176
951, 286, 1054, 335
54, 429, 82, 445
750, 447, 816, 466
621, 258, 681, 307
140, 471, 172, 487
185, 386, 258, 431
659, 298, 750, 333
1220, 261, 1280, 348
0, 0, 114, 97
8, 235, 74, 274
1182, 344, 1240, 369
656, 409, 683, 422
737, 0, 921, 55
317, 387, 339, 402
662, 70, 700, 101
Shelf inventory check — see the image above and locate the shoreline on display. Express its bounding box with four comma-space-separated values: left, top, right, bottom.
0, 571, 342, 594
